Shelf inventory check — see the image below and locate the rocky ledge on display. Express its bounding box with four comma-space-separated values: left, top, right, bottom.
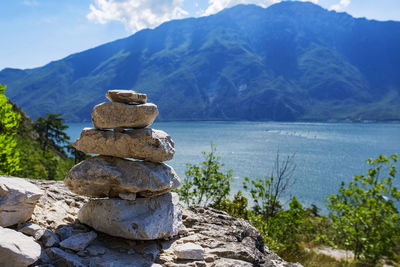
1, 178, 302, 267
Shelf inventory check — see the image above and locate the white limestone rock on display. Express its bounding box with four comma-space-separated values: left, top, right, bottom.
18, 222, 43, 237
92, 102, 158, 129
174, 243, 205, 260
64, 156, 180, 198
0, 226, 42, 266
106, 90, 147, 104
0, 176, 43, 227
72, 128, 175, 162
78, 193, 182, 240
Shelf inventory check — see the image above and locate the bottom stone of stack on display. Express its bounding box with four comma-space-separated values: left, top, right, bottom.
78, 193, 182, 240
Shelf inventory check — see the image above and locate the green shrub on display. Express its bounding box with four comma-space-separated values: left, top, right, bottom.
327, 154, 400, 263
0, 83, 21, 175
175, 143, 233, 208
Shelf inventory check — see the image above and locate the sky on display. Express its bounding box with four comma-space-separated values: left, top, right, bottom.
1, 0, 399, 71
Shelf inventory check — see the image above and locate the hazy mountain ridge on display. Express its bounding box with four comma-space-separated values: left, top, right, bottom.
1, 1, 400, 122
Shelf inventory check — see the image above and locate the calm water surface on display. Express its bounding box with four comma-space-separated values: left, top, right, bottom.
67, 121, 400, 212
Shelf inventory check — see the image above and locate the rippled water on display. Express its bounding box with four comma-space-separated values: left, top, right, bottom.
67, 121, 400, 212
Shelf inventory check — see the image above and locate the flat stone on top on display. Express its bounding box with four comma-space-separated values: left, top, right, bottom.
106, 90, 147, 104
72, 128, 174, 162
64, 156, 180, 198
78, 193, 182, 240
92, 102, 158, 129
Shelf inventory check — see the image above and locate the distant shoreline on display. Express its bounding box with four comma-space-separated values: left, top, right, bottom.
65, 119, 400, 124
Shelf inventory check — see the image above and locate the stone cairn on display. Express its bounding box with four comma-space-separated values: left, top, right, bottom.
64, 89, 182, 240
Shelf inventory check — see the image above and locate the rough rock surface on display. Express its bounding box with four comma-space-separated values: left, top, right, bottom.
22, 179, 301, 267
0, 226, 42, 266
60, 231, 97, 251
174, 242, 204, 260
0, 176, 43, 227
40, 229, 60, 247
78, 193, 183, 240
92, 102, 158, 129
18, 222, 43, 237
106, 89, 147, 104
72, 127, 175, 162
64, 156, 180, 198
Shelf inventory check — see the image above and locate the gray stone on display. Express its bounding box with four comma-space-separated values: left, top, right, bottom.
72, 128, 175, 162
86, 245, 106, 256
174, 242, 204, 260
213, 259, 253, 267
59, 231, 97, 251
55, 225, 74, 241
0, 226, 42, 266
26, 179, 302, 267
92, 102, 158, 129
106, 90, 147, 104
0, 176, 43, 227
46, 247, 86, 267
18, 222, 43, 237
40, 229, 60, 247
64, 156, 180, 198
78, 193, 182, 240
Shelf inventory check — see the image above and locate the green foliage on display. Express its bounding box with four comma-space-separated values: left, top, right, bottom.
175, 143, 233, 208
243, 153, 295, 220
243, 176, 282, 218
219, 191, 251, 220
12, 107, 74, 180
327, 154, 400, 263
177, 146, 400, 266
15, 132, 74, 180
0, 83, 21, 175
251, 197, 307, 253
34, 113, 70, 155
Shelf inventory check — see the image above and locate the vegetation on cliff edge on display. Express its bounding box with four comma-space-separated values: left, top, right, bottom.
176, 144, 400, 266
1, 83, 84, 180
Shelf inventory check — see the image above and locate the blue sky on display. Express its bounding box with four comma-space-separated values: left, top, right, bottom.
1, 0, 399, 70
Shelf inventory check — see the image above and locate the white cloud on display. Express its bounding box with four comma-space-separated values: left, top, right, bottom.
87, 0, 322, 33
87, 0, 188, 33
330, 0, 351, 11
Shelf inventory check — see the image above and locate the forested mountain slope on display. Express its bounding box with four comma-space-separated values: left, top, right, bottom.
1, 1, 400, 122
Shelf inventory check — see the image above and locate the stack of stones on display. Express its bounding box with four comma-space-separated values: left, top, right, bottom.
64, 90, 182, 240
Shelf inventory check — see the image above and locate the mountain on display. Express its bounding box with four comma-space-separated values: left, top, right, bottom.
1, 1, 400, 122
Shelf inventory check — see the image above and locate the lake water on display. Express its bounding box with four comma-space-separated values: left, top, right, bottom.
66, 121, 400, 212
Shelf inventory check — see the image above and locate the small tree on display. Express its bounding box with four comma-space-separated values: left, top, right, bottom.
34, 113, 70, 155
219, 191, 251, 219
327, 154, 400, 263
176, 143, 232, 208
243, 152, 296, 220
0, 83, 21, 175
